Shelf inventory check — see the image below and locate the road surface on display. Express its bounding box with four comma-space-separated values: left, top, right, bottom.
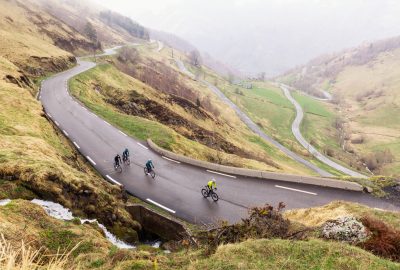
281, 85, 366, 178
39, 51, 397, 225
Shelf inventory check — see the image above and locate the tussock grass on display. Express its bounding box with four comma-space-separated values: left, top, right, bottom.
189, 238, 400, 270
0, 235, 75, 270
285, 201, 400, 229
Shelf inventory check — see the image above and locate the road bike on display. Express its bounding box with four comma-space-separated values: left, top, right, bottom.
201, 186, 219, 202
114, 162, 122, 173
123, 155, 130, 165
144, 167, 156, 179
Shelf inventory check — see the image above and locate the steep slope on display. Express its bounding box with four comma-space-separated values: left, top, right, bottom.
280, 36, 400, 176
29, 0, 149, 46
0, 0, 141, 242
71, 43, 316, 175
0, 0, 96, 60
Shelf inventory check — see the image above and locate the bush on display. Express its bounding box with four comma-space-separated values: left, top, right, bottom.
200, 203, 291, 252
359, 216, 400, 262
351, 134, 365, 144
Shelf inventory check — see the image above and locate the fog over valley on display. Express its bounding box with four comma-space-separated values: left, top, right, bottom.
96, 0, 400, 76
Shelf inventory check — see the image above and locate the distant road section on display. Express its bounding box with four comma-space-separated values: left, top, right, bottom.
174, 59, 332, 177
280, 84, 366, 178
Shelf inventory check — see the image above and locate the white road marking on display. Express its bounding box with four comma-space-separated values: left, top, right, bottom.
119, 130, 128, 137
206, 170, 236, 179
47, 113, 52, 118
63, 130, 69, 136
373, 208, 388, 212
275, 185, 317, 196
73, 142, 80, 149
162, 156, 181, 164
39, 95, 42, 99
106, 175, 122, 186
86, 156, 96, 165
146, 198, 176, 214
137, 142, 148, 150
54, 121, 60, 126
104, 120, 111, 126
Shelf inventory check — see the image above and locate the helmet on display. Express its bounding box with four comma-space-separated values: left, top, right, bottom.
212, 178, 216, 183
148, 159, 152, 162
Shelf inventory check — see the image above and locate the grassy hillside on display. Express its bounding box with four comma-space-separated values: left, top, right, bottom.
286, 201, 400, 228
29, 0, 149, 47
281, 37, 400, 176
70, 57, 315, 175
2, 200, 399, 269
190, 239, 399, 270
0, 0, 142, 243
0, 0, 96, 60
179, 57, 349, 176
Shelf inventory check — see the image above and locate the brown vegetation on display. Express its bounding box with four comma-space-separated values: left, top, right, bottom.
362, 149, 394, 172
104, 85, 274, 165
359, 216, 400, 262
198, 203, 303, 253
284, 36, 400, 95
115, 48, 222, 117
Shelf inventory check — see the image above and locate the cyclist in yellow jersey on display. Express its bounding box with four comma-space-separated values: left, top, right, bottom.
207, 179, 216, 191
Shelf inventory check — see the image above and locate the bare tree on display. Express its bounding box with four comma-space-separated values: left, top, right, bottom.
84, 22, 97, 42
189, 50, 202, 67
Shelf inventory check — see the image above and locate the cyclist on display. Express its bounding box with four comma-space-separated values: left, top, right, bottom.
145, 159, 154, 174
122, 148, 130, 162
114, 154, 122, 167
207, 179, 217, 194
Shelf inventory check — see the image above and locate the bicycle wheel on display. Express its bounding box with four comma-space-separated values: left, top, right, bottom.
201, 188, 208, 198
150, 170, 156, 179
211, 192, 219, 202
115, 164, 122, 173
144, 167, 148, 175
126, 158, 130, 165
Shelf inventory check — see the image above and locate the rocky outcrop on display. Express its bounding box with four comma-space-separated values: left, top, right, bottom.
321, 216, 368, 244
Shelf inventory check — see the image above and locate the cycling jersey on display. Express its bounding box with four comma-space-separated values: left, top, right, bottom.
207, 180, 216, 190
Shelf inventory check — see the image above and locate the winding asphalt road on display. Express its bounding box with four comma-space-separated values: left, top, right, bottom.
38, 49, 398, 225
281, 84, 366, 178
175, 59, 332, 177
175, 59, 364, 178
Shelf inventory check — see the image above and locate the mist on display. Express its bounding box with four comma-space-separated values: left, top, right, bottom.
96, 0, 400, 76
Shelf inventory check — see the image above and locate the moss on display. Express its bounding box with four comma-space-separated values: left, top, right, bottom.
0, 180, 37, 200
72, 241, 95, 257
40, 229, 78, 252
90, 259, 105, 268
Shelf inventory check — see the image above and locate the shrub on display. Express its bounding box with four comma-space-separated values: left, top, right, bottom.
351, 134, 365, 144
200, 203, 291, 252
359, 216, 400, 262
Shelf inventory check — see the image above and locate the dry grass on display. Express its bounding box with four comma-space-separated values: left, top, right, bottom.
285, 201, 400, 229
98, 44, 316, 175
189, 238, 400, 270
0, 34, 138, 245
0, 235, 76, 270
71, 61, 311, 173
0, 0, 81, 63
